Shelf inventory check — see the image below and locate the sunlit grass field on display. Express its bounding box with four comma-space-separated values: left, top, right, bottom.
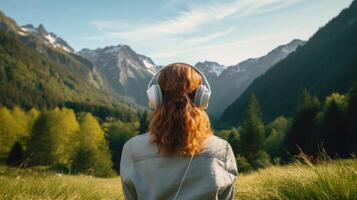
1, 159, 356, 200
0, 166, 123, 200
235, 159, 357, 200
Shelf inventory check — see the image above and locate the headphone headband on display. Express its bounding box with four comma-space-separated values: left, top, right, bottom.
147, 63, 211, 91
147, 63, 211, 109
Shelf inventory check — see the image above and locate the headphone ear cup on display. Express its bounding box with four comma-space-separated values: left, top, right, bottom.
147, 84, 163, 109
194, 85, 211, 109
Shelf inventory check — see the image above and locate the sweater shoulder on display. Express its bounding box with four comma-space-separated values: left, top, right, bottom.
203, 135, 230, 161
124, 133, 230, 162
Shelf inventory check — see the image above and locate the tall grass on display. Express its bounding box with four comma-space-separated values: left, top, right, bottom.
235, 159, 357, 200
0, 166, 123, 200
1, 159, 356, 200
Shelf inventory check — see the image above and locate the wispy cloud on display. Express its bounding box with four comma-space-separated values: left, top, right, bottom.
151, 31, 292, 59
84, 0, 303, 65
88, 0, 300, 41
151, 28, 236, 57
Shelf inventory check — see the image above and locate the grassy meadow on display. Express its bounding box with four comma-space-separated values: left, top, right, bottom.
1, 159, 356, 200
0, 166, 123, 200
235, 159, 357, 200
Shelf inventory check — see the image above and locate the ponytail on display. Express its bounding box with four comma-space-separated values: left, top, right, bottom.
150, 93, 212, 155
149, 63, 212, 155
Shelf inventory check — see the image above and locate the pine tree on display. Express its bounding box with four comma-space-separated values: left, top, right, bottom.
316, 101, 346, 157
284, 89, 321, 157
239, 94, 269, 169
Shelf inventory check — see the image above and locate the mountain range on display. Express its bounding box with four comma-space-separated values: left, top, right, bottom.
77, 39, 304, 113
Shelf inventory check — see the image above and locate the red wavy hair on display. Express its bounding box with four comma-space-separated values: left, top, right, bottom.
149, 63, 212, 155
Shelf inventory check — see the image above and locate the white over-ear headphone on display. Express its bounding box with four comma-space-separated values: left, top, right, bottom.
146, 63, 211, 110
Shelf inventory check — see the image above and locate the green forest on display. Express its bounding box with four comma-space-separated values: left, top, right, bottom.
0, 105, 148, 177
216, 83, 357, 172
1, 82, 356, 176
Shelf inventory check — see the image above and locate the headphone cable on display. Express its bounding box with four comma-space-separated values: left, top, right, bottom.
173, 154, 194, 200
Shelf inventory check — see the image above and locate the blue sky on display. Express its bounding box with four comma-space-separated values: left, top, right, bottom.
0, 0, 353, 65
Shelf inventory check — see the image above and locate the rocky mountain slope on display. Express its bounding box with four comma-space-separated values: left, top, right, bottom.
195, 39, 305, 118
78, 45, 155, 106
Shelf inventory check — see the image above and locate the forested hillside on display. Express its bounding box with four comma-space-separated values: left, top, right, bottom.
220, 1, 357, 126
0, 11, 139, 120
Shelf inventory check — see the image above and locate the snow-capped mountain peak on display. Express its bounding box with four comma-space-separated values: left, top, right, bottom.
195, 61, 226, 76
77, 45, 156, 106
20, 24, 74, 53
78, 45, 157, 74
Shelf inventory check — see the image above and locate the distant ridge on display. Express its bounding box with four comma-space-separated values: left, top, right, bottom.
195, 39, 305, 118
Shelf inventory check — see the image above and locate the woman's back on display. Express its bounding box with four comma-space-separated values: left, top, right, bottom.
120, 63, 238, 199
120, 133, 238, 200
